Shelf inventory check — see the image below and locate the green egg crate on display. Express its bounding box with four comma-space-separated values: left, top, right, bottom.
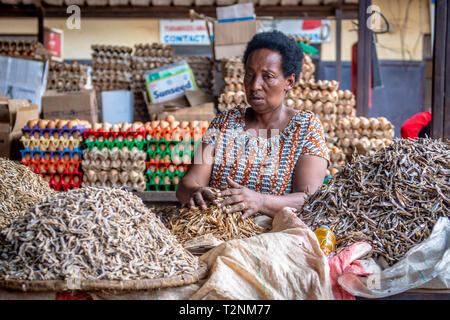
146, 139, 200, 161
145, 169, 186, 191
84, 138, 146, 151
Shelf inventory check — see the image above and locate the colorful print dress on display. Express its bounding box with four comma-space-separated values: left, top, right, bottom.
203, 105, 329, 195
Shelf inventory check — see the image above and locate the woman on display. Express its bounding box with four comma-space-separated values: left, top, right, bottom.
176, 31, 329, 219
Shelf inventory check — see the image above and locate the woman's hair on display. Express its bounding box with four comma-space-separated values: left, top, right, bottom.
243, 30, 304, 82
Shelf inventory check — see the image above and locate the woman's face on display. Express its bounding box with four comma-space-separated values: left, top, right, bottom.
244, 48, 295, 113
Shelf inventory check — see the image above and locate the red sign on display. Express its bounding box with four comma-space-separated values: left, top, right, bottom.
44, 28, 63, 61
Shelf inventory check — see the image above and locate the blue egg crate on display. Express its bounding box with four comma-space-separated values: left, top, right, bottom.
22, 125, 87, 137
20, 147, 83, 159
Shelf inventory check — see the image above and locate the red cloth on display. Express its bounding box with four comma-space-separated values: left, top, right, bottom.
328, 242, 372, 300
400, 111, 432, 139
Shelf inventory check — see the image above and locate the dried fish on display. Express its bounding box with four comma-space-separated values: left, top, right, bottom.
300, 138, 449, 266
0, 158, 56, 229
0, 187, 199, 281
167, 189, 265, 243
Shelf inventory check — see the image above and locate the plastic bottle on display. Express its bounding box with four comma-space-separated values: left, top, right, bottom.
314, 225, 336, 256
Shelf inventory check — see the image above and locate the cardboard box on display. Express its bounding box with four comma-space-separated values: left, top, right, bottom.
144, 89, 216, 121
145, 61, 197, 104
101, 90, 133, 124
214, 20, 258, 59
0, 98, 39, 159
42, 89, 99, 123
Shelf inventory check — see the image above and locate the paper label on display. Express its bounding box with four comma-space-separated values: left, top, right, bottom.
145, 61, 197, 104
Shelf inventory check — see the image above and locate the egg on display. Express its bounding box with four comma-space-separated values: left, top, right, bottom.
57, 120, 68, 129
170, 121, 180, 130
27, 119, 39, 128
165, 115, 175, 122
37, 119, 47, 129
47, 120, 56, 129
67, 120, 79, 129
189, 121, 199, 129
160, 121, 169, 129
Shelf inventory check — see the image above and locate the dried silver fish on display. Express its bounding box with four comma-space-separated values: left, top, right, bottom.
300, 138, 450, 265
0, 158, 55, 229
0, 187, 199, 281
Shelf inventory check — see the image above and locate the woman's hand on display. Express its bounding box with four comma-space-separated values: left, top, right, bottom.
185, 186, 216, 210
216, 177, 264, 219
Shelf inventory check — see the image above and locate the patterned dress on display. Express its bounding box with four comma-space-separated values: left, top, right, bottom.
203, 105, 329, 195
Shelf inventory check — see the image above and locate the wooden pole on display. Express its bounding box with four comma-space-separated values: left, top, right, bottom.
444, 0, 450, 138
335, 0, 343, 85
356, 0, 372, 117
36, 4, 45, 45
431, 0, 448, 138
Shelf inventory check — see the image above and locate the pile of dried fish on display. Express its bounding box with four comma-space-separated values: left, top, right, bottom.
168, 189, 265, 243
0, 187, 199, 281
0, 158, 55, 229
301, 138, 450, 265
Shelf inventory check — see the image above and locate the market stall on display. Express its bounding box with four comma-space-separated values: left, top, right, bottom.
0, 0, 449, 302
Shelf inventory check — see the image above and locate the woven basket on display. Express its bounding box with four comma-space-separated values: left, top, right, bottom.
130, 0, 151, 5
259, 0, 279, 5
152, 0, 172, 5
173, 0, 193, 5
108, 0, 129, 5
237, 0, 258, 4
43, 0, 64, 5
302, 0, 322, 4
194, 0, 214, 5
86, 0, 108, 5
280, 0, 298, 5
216, 0, 236, 5
65, 0, 85, 5
0, 261, 208, 293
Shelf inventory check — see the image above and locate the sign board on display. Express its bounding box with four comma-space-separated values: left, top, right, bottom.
145, 60, 197, 104
44, 27, 63, 62
160, 20, 212, 46
260, 20, 332, 44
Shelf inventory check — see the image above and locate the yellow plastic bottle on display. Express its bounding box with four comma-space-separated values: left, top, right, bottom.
314, 225, 336, 256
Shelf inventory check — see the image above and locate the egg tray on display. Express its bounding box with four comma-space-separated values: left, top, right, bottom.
21, 158, 82, 171
23, 161, 83, 176
81, 160, 146, 172
146, 162, 188, 172
82, 171, 146, 185
146, 182, 178, 192
49, 178, 83, 192
83, 127, 146, 140
147, 139, 199, 151
146, 169, 186, 182
146, 149, 194, 163
22, 125, 87, 137
21, 137, 83, 150
84, 138, 146, 151
20, 148, 83, 159
147, 127, 207, 140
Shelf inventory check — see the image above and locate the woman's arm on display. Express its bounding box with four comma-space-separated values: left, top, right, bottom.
259, 154, 328, 216
176, 142, 216, 209
217, 155, 328, 218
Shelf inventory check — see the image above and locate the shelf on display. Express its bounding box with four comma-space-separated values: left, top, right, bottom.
0, 4, 358, 19
133, 190, 178, 202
